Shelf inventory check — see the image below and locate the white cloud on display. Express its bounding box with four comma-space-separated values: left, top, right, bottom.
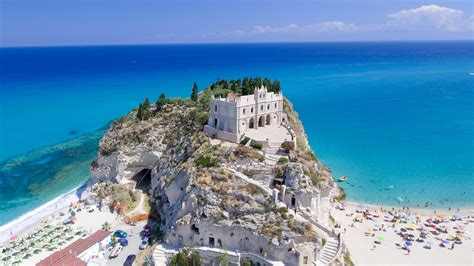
237, 21, 358, 35
387, 5, 470, 31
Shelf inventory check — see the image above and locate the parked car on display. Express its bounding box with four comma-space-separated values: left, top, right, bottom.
114, 230, 128, 239
119, 238, 129, 247
139, 237, 149, 250
143, 227, 151, 237
109, 244, 123, 259
123, 254, 136, 266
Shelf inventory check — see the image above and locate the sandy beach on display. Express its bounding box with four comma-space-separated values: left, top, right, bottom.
331, 202, 474, 265
0, 196, 119, 265
0, 185, 88, 245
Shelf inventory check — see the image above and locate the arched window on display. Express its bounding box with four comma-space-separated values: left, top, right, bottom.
275, 103, 277, 109
251, 107, 254, 113
260, 105, 263, 111
243, 108, 246, 114
267, 104, 270, 110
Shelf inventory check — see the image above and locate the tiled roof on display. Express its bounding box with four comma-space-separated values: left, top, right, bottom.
36, 230, 110, 266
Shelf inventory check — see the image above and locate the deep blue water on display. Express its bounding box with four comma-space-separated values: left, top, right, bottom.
1, 42, 473, 225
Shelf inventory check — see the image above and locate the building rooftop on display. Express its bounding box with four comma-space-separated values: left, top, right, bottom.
36, 230, 110, 266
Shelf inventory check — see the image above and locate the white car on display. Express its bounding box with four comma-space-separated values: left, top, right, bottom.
139, 237, 149, 250
109, 244, 123, 259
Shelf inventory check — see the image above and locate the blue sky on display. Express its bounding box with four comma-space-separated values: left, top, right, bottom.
1, 0, 473, 47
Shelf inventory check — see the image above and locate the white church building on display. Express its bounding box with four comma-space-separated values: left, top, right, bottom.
204, 86, 291, 144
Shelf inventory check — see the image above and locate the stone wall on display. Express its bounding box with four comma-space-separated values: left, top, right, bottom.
204, 125, 241, 143
167, 220, 318, 266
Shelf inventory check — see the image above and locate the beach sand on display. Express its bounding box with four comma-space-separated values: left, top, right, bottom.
0, 184, 120, 265
331, 202, 474, 265
19, 205, 118, 265
0, 185, 87, 245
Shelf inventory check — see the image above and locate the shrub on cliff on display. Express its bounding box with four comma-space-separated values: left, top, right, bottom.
250, 143, 263, 150
156, 93, 167, 111
169, 248, 201, 266
195, 154, 219, 168
137, 97, 152, 121
278, 157, 288, 164
100, 143, 117, 156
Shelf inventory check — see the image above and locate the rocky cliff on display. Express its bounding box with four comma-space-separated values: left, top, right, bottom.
84, 90, 338, 264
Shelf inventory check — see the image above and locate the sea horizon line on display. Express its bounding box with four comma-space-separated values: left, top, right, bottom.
1, 39, 473, 49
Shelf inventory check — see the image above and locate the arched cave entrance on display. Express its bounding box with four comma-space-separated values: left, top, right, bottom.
132, 168, 152, 192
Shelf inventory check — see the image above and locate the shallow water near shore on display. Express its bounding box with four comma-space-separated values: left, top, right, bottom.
0, 130, 104, 225
0, 41, 473, 225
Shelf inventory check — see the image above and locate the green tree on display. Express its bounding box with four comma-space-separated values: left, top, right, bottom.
144, 97, 150, 108
263, 78, 272, 90
219, 253, 230, 266
240, 258, 252, 266
156, 93, 167, 111
191, 82, 199, 102
136, 103, 144, 120
169, 248, 201, 266
137, 98, 152, 121
272, 80, 281, 93
101, 222, 111, 231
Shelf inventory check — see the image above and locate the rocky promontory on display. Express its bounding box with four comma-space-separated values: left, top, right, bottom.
84, 79, 344, 265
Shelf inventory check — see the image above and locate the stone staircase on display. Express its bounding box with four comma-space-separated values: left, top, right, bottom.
153, 245, 177, 265
315, 237, 340, 266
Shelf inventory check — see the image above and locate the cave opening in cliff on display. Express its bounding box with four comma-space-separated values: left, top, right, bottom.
132, 168, 152, 192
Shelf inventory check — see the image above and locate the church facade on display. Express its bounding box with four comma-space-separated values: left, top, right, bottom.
204, 86, 285, 143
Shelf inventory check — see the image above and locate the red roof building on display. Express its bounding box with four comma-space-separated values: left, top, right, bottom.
37, 230, 110, 266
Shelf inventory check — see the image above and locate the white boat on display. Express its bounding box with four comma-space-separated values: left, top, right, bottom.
338, 176, 348, 182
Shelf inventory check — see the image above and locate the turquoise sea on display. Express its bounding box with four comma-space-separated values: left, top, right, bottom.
1, 42, 473, 225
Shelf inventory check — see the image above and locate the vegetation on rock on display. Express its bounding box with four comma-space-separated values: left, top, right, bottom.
169, 248, 201, 266
207, 76, 281, 97
191, 82, 199, 102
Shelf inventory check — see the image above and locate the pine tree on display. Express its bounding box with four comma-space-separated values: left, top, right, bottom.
191, 82, 199, 102
156, 93, 167, 111
272, 80, 281, 93
136, 103, 144, 120
263, 78, 272, 90
137, 98, 152, 121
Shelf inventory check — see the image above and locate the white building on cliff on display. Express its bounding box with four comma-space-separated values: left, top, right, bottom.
204, 86, 288, 144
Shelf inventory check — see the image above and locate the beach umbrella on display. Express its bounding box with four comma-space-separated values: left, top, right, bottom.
377, 236, 384, 242
441, 239, 449, 245
405, 241, 413, 246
